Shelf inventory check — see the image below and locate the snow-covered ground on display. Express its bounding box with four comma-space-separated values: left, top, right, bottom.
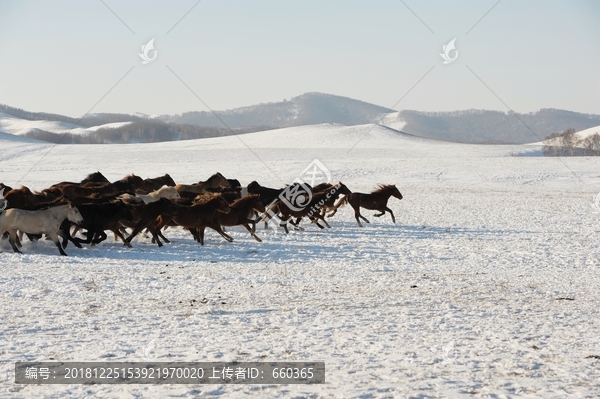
0, 113, 131, 136
1, 123, 599, 398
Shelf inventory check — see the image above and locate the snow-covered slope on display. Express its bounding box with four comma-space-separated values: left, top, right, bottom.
528, 124, 600, 146
0, 113, 131, 136
0, 125, 598, 398
378, 111, 407, 131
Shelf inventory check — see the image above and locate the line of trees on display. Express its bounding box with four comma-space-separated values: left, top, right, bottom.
23, 121, 274, 144
542, 128, 600, 156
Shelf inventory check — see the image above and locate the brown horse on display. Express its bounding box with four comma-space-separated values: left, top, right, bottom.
113, 174, 146, 194
218, 194, 265, 242
4, 186, 41, 210
154, 194, 232, 246
332, 184, 403, 227
143, 174, 176, 192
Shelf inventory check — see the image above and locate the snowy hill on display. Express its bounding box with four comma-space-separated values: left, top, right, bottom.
161, 92, 391, 129
0, 112, 131, 136
528, 124, 600, 146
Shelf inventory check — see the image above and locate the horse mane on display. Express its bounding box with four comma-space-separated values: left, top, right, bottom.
193, 192, 221, 205
312, 182, 333, 192
82, 171, 109, 183
203, 172, 225, 184
372, 184, 396, 194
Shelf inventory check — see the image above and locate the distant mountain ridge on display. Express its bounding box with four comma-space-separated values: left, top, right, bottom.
384, 108, 600, 144
1, 94, 600, 144
160, 92, 392, 128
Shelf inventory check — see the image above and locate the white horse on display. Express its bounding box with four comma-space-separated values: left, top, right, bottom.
0, 204, 83, 256
119, 186, 180, 204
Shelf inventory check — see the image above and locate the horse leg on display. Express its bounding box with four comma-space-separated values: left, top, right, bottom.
197, 227, 206, 245
92, 230, 108, 245
243, 223, 262, 242
373, 211, 385, 217
8, 229, 22, 253
61, 221, 82, 249
353, 205, 370, 227
156, 228, 170, 244
124, 225, 145, 247
48, 231, 67, 256
110, 228, 128, 244
210, 224, 233, 243
385, 207, 396, 223
317, 214, 331, 228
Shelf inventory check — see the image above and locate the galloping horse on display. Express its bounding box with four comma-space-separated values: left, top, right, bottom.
218, 194, 265, 242
143, 174, 177, 192
0, 204, 84, 255
154, 194, 232, 246
331, 184, 403, 227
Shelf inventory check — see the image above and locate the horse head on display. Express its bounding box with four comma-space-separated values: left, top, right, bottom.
250, 194, 266, 213
163, 174, 176, 187
392, 185, 403, 200
67, 204, 84, 224
336, 183, 352, 196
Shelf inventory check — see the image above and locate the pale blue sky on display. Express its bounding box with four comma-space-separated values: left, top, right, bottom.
0, 0, 598, 117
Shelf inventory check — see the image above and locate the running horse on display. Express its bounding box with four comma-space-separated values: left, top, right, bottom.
330, 184, 403, 227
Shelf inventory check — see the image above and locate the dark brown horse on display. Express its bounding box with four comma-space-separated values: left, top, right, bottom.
154, 194, 232, 246
218, 194, 265, 242
122, 198, 178, 247
332, 184, 403, 227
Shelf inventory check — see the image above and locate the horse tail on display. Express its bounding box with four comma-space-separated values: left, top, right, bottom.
334, 195, 348, 208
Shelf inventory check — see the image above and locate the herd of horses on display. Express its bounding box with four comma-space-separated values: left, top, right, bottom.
0, 172, 403, 256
